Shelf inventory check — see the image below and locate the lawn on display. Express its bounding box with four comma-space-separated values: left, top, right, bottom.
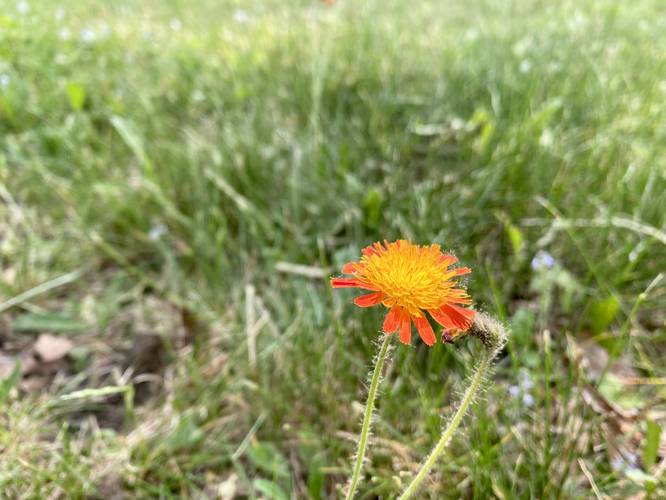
1, 0, 665, 497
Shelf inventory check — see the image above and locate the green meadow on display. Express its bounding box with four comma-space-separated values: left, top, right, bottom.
1, 0, 665, 497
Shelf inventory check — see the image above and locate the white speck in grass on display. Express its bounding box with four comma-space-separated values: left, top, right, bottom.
191, 89, 205, 102
170, 18, 182, 31
55, 7, 65, 21
148, 224, 168, 241
531, 250, 555, 270
522, 394, 534, 407
233, 9, 250, 24
17, 1, 29, 15
628, 240, 646, 262
519, 59, 531, 74
508, 385, 520, 397
59, 28, 71, 40
449, 117, 465, 131
0, 74, 10, 88
512, 36, 531, 57
80, 28, 96, 43
539, 129, 554, 148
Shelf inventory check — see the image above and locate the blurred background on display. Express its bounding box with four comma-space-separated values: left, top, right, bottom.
1, 0, 665, 497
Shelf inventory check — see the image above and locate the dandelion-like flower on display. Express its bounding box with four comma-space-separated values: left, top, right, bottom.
331, 240, 475, 346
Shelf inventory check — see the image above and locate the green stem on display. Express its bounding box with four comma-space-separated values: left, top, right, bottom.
398, 349, 493, 499
345, 334, 392, 500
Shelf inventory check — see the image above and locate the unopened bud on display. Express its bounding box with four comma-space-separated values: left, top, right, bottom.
466, 312, 508, 354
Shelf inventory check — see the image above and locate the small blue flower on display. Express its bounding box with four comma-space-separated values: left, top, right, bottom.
531, 250, 555, 270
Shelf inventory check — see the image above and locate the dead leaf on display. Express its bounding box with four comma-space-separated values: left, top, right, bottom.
33, 334, 74, 363
217, 473, 239, 500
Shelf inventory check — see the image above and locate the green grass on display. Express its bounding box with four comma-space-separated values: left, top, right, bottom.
1, 0, 665, 497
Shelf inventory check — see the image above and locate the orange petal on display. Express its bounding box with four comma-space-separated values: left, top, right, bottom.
448, 290, 472, 305
414, 316, 436, 346
428, 307, 456, 330
362, 245, 379, 257
399, 310, 412, 344
440, 304, 475, 331
382, 307, 401, 334
453, 267, 471, 276
342, 262, 359, 274
353, 292, 384, 308
330, 278, 360, 288
331, 277, 379, 291
438, 254, 458, 267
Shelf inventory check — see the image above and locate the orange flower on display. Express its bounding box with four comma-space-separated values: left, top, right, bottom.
331, 240, 475, 346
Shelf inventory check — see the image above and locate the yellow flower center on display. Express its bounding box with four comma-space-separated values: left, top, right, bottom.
357, 241, 460, 316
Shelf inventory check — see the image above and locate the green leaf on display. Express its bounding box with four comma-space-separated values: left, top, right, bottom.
0, 361, 21, 405
625, 468, 656, 485
470, 108, 495, 151
253, 478, 288, 500
247, 442, 290, 479
644, 420, 661, 470
506, 223, 525, 255
307, 460, 324, 500
66, 82, 86, 111
12, 312, 86, 333
598, 373, 645, 411
588, 296, 620, 335
362, 188, 383, 227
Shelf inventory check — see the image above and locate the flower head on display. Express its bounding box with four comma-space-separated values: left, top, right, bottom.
331, 240, 475, 346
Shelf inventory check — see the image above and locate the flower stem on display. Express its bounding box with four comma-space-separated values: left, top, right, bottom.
398, 347, 495, 499
345, 334, 392, 500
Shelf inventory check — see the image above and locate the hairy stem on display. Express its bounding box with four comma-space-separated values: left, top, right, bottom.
399, 314, 507, 499
345, 334, 392, 500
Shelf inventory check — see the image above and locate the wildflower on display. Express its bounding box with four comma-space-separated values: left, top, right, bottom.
611, 453, 637, 472
531, 250, 555, 270
331, 240, 475, 346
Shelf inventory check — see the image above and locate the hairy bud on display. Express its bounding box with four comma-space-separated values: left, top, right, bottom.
466, 312, 508, 354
